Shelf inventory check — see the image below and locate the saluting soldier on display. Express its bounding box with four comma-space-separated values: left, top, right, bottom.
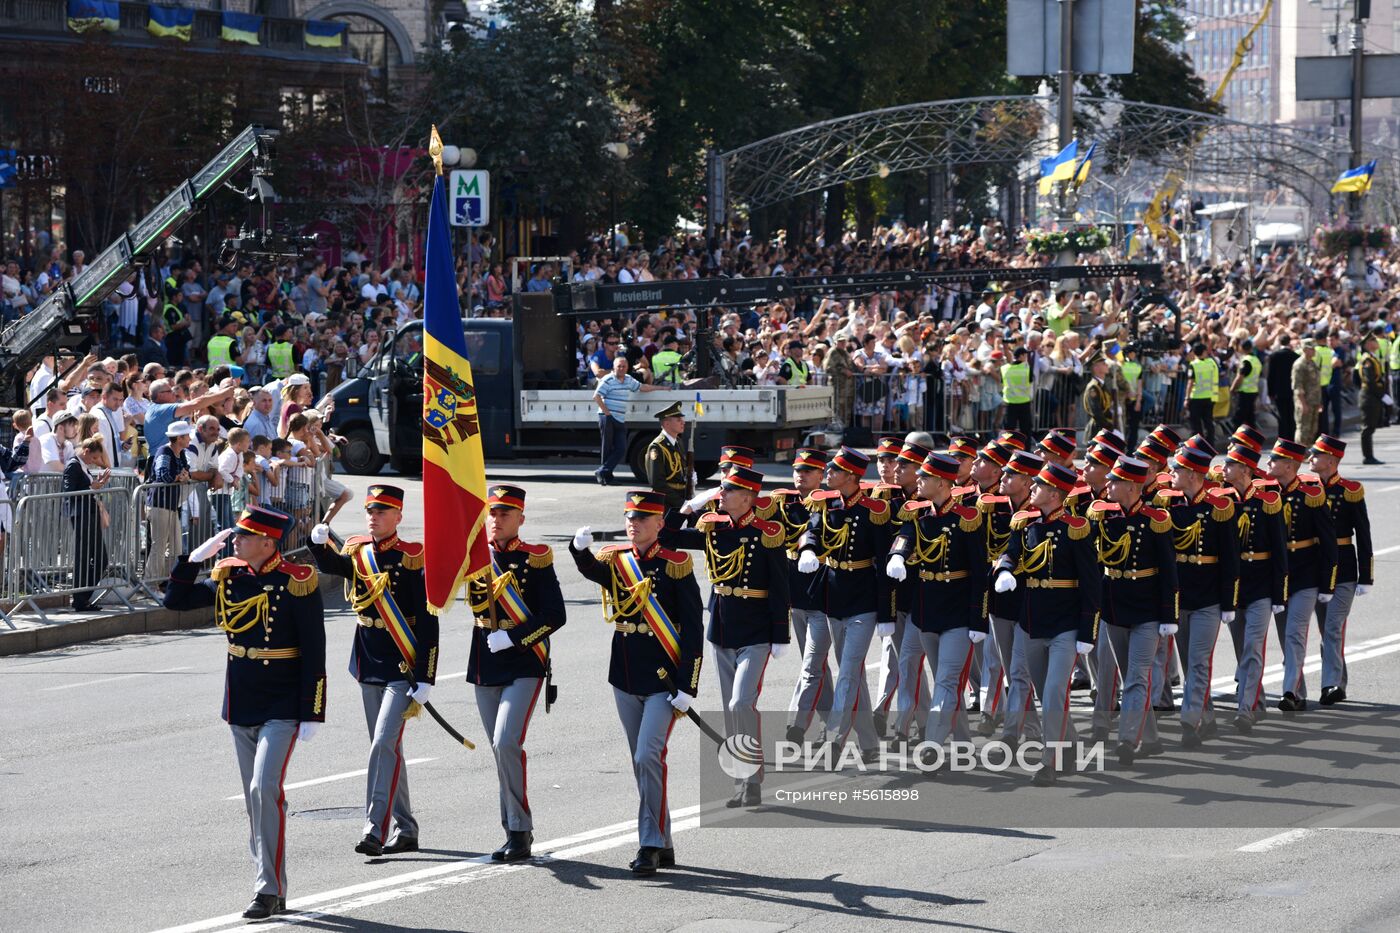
570, 491, 703, 876
1357, 331, 1388, 464
165, 507, 325, 921
1159, 443, 1240, 747
886, 453, 990, 747
1307, 435, 1373, 705
1267, 438, 1338, 712
646, 401, 689, 510
663, 466, 788, 807
1087, 457, 1177, 765
778, 448, 835, 743
1082, 352, 1117, 434
993, 463, 1101, 785
308, 486, 436, 859
466, 484, 566, 861
795, 446, 895, 763
1218, 445, 1288, 731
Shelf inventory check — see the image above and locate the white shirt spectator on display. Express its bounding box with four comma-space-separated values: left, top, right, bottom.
360, 280, 388, 302
216, 446, 243, 488
27, 363, 54, 413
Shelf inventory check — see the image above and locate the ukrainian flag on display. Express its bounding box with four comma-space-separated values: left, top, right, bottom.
220, 10, 261, 45
1038, 140, 1078, 195
1331, 160, 1377, 194
422, 131, 491, 612
1071, 141, 1097, 188
147, 4, 193, 41
305, 19, 346, 48
67, 0, 118, 33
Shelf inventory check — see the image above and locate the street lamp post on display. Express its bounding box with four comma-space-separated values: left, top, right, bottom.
603, 142, 629, 252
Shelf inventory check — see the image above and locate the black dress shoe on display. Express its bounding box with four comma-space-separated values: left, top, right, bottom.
1091, 726, 1110, 744
1200, 720, 1219, 740
1070, 674, 1092, 691
968, 696, 981, 713
242, 894, 280, 920
860, 746, 882, 765
1153, 702, 1177, 713
1233, 714, 1254, 735
355, 834, 384, 857
784, 724, 806, 745
1139, 740, 1164, 758
630, 846, 661, 876
382, 835, 419, 854
658, 847, 675, 868
873, 711, 888, 738
1363, 457, 1384, 465
741, 783, 762, 808
493, 830, 532, 862
1032, 764, 1058, 786
1116, 741, 1135, 766
1319, 686, 1347, 705
1278, 692, 1303, 713
725, 786, 747, 809
1181, 724, 1202, 749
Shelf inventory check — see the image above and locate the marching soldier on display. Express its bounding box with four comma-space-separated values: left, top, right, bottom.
309, 486, 437, 859
984, 449, 1045, 742
1218, 445, 1288, 731
1293, 340, 1323, 447
886, 453, 990, 748
1308, 435, 1373, 705
165, 507, 325, 920
1087, 458, 1177, 764
1082, 352, 1116, 434
663, 465, 788, 807
1160, 443, 1240, 747
1209, 424, 1264, 485
1092, 428, 1128, 456
875, 435, 904, 486
1357, 332, 1388, 464
465, 485, 566, 861
1082, 441, 1118, 500
779, 448, 835, 743
873, 439, 933, 737
1267, 438, 1338, 712
998, 430, 1031, 452
948, 436, 980, 496
1038, 429, 1077, 470
993, 463, 1101, 785
795, 446, 894, 762
571, 491, 703, 876
646, 401, 689, 510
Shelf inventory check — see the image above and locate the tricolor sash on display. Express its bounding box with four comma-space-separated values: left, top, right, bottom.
351, 544, 418, 670
490, 552, 548, 665
615, 550, 683, 669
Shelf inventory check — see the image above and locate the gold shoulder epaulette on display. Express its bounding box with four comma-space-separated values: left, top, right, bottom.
754, 498, 777, 520
665, 552, 694, 579
1343, 480, 1365, 503
958, 508, 982, 533
866, 502, 890, 526
1211, 498, 1235, 522
1304, 486, 1326, 509
755, 519, 785, 549
399, 550, 423, 570
1065, 516, 1090, 540
896, 503, 919, 523
283, 562, 319, 597
210, 565, 233, 582
527, 546, 554, 569
1149, 513, 1171, 534
1261, 494, 1281, 515
1010, 514, 1034, 531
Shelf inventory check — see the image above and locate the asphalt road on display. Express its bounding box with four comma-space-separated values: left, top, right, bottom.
8, 437, 1400, 933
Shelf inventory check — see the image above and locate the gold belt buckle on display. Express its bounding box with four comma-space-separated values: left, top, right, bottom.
246, 646, 261, 660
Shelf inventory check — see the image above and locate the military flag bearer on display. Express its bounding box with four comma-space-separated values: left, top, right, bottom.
645, 401, 689, 510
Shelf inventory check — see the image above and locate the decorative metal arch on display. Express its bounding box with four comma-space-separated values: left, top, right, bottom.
715, 95, 1400, 224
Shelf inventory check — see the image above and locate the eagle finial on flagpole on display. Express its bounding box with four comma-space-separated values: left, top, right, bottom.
429, 124, 444, 177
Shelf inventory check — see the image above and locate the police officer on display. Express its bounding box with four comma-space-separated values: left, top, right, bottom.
778, 448, 834, 743
994, 463, 1100, 785
1087, 457, 1177, 764
873, 439, 932, 737
309, 486, 438, 858
1230, 339, 1262, 429
886, 453, 989, 749
165, 507, 325, 920
1082, 352, 1116, 434
570, 491, 703, 876
267, 324, 297, 381
1161, 443, 1240, 747
1267, 438, 1338, 712
664, 466, 788, 807
1307, 436, 1373, 705
645, 401, 688, 510
778, 339, 811, 386
1120, 345, 1145, 448
1185, 342, 1218, 448
1357, 332, 1388, 464
465, 484, 566, 861
207, 315, 243, 369
795, 447, 894, 763
1218, 444, 1287, 732
1002, 347, 1035, 436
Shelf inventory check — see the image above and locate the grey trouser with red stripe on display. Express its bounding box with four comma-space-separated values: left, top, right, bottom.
614, 690, 678, 849
361, 681, 417, 843
714, 643, 769, 787
918, 627, 974, 746
230, 719, 298, 898
476, 677, 544, 831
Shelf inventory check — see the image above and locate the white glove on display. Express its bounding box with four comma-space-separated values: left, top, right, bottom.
190, 528, 235, 562
1075, 641, 1094, 655
1318, 593, 1333, 604
572, 526, 593, 550
1357, 584, 1371, 596
797, 550, 820, 573
994, 570, 1017, 593
310, 523, 330, 544
487, 630, 513, 653
770, 643, 788, 660
1272, 604, 1285, 615
681, 487, 721, 514
885, 554, 907, 581
876, 622, 896, 639
968, 631, 987, 644
408, 683, 432, 706
1158, 623, 1179, 637
669, 691, 693, 713
1384, 394, 1395, 407
297, 722, 320, 742
1221, 611, 1236, 624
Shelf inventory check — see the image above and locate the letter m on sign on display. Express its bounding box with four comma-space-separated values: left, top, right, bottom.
449, 169, 490, 227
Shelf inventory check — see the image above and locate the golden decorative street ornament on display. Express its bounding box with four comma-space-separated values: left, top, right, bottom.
429, 124, 444, 176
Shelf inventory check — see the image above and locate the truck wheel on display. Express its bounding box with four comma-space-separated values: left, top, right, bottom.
628, 434, 651, 483
339, 427, 385, 475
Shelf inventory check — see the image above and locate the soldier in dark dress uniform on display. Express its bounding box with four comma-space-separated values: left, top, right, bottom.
779, 448, 835, 742
985, 450, 1044, 742
570, 491, 703, 876
164, 506, 325, 921
873, 440, 932, 738
645, 401, 688, 510
1307, 435, 1373, 705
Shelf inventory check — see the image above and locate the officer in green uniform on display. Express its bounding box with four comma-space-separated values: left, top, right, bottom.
1001, 347, 1034, 436
645, 401, 688, 509
207, 315, 243, 369
1081, 352, 1116, 434
268, 324, 297, 381
1357, 331, 1388, 464
1184, 342, 1218, 449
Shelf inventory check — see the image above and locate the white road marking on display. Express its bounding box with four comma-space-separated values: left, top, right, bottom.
223, 758, 438, 800
40, 666, 193, 692
1208, 632, 1400, 692
1238, 828, 1312, 852
1236, 804, 1400, 853
1374, 544, 1400, 557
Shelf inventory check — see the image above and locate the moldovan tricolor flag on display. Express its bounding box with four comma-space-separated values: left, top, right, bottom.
422, 172, 490, 612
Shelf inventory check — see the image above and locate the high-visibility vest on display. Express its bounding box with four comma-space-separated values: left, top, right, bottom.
1001, 362, 1032, 404
784, 357, 810, 387
1378, 336, 1393, 374
1121, 360, 1142, 396
162, 274, 185, 328
1189, 357, 1218, 400
207, 334, 236, 368
1388, 335, 1400, 372
1239, 352, 1261, 393
1314, 346, 1334, 387
652, 350, 682, 384
268, 341, 295, 379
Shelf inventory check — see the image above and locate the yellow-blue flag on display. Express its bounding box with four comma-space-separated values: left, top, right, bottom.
148, 4, 193, 40
1332, 160, 1376, 194
1038, 141, 1078, 195
305, 19, 346, 48
68, 0, 117, 33
220, 10, 261, 44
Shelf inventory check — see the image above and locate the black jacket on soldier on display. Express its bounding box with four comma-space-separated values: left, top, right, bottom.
1155, 487, 1241, 614
1278, 478, 1339, 596
645, 432, 688, 510
165, 553, 327, 727
873, 482, 917, 614
661, 509, 790, 648
1089, 500, 1180, 626
891, 499, 990, 634
465, 538, 566, 687
999, 508, 1101, 643
309, 534, 440, 686
1320, 476, 1373, 586
798, 490, 895, 623
771, 489, 821, 613
981, 494, 1023, 622
1224, 482, 1289, 606
570, 541, 705, 696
